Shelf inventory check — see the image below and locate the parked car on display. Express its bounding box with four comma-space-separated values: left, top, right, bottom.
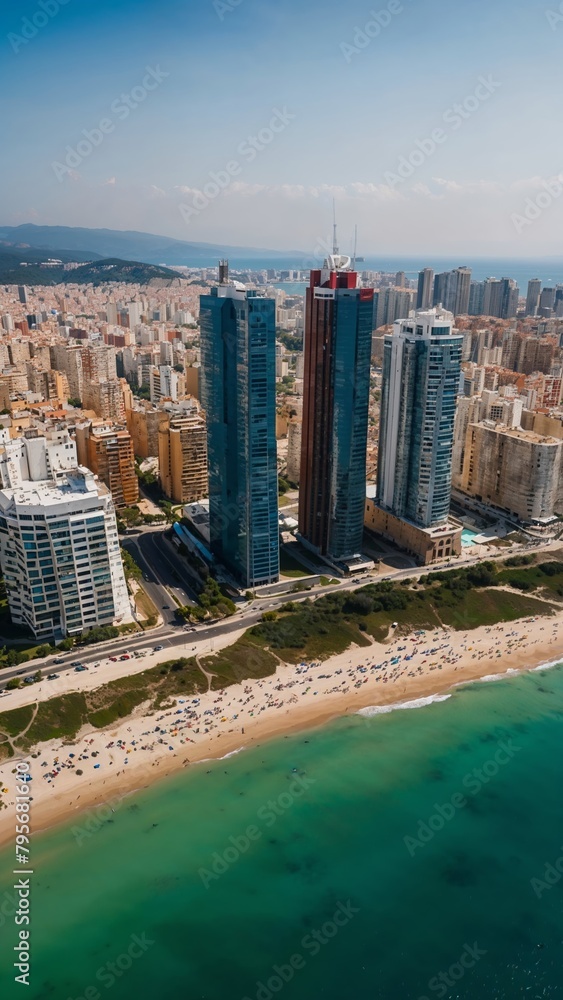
120, 654, 130, 660
47, 674, 59, 681
153, 645, 164, 651
74, 665, 88, 672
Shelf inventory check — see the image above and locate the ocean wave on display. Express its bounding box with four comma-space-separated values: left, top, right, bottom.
219, 747, 246, 759
531, 658, 563, 673
477, 668, 520, 683
356, 694, 451, 717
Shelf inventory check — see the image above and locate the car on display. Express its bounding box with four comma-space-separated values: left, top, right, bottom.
53, 657, 64, 664
16, 670, 24, 675
153, 645, 164, 651
74, 665, 88, 672
92, 661, 101, 668
162, 605, 171, 610
70, 661, 82, 667
24, 676, 35, 684
120, 654, 130, 660
109, 656, 118, 662
47, 673, 59, 681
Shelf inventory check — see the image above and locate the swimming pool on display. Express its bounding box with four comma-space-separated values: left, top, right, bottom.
461, 529, 479, 547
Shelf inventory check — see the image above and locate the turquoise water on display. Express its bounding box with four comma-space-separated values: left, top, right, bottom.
461, 529, 479, 547
1, 665, 563, 999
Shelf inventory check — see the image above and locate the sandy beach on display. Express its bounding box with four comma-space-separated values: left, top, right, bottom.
0, 610, 561, 849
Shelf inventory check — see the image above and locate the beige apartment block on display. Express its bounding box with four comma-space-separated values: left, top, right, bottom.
127, 403, 169, 458
75, 421, 138, 508
521, 410, 563, 440
184, 365, 200, 399
50, 343, 84, 400
460, 421, 563, 521
82, 378, 128, 422
158, 413, 208, 503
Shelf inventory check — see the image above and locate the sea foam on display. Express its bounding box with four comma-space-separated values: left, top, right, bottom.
356, 694, 451, 717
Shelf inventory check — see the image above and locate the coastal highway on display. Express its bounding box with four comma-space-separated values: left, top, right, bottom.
121, 529, 198, 624
0, 536, 556, 696
0, 580, 349, 692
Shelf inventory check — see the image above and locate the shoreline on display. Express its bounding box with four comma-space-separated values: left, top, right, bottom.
0, 610, 561, 849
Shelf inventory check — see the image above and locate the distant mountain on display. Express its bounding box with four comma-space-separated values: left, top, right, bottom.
0, 245, 184, 286
0, 244, 102, 285
60, 258, 184, 286
0, 224, 297, 266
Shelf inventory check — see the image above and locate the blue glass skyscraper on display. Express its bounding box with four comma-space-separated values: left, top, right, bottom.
378, 308, 462, 528
200, 282, 279, 588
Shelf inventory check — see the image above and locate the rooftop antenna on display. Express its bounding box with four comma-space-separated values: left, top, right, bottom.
352, 224, 358, 269
332, 199, 339, 256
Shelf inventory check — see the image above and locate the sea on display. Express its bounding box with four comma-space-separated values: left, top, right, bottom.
1, 664, 563, 999
187, 255, 563, 291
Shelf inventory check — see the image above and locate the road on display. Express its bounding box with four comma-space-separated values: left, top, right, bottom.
0, 536, 558, 694
121, 529, 198, 625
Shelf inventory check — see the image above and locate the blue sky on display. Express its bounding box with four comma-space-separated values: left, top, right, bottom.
2, 0, 563, 254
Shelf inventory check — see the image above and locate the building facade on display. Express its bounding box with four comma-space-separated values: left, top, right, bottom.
460, 422, 563, 522
200, 284, 279, 588
158, 410, 208, 504
298, 255, 374, 560
378, 307, 463, 528
0, 433, 130, 639
417, 268, 434, 310
75, 421, 139, 508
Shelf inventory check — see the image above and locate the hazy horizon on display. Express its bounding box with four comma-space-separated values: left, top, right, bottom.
2, 0, 563, 255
